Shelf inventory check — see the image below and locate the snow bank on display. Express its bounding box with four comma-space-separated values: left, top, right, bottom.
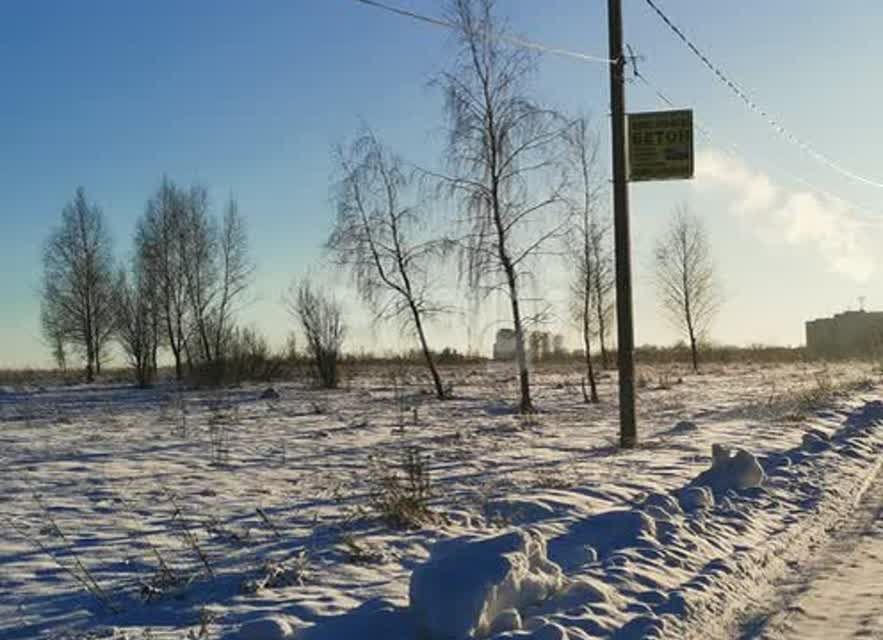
679, 486, 715, 512
232, 616, 294, 640
691, 444, 764, 494
409, 530, 564, 639
547, 510, 657, 571
260, 387, 281, 400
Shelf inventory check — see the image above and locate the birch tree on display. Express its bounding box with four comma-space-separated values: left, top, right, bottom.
41, 188, 115, 381
437, 0, 569, 413
564, 116, 609, 402
113, 264, 157, 387
654, 205, 719, 372
327, 130, 450, 399
137, 179, 190, 380
136, 179, 252, 380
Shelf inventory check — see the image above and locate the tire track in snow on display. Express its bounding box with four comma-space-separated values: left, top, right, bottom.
740, 465, 883, 640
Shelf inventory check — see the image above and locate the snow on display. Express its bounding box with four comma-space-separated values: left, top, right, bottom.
232, 616, 294, 640
678, 486, 715, 512
409, 530, 563, 639
0, 362, 880, 639
692, 443, 765, 493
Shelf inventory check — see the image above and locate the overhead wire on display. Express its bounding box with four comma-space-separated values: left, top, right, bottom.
632, 68, 883, 227
353, 0, 883, 224
353, 0, 614, 64
641, 0, 883, 190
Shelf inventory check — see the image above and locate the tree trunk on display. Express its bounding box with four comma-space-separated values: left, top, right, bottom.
596, 300, 610, 369
411, 303, 446, 400
85, 354, 94, 383
583, 308, 599, 404
166, 314, 183, 381
94, 339, 102, 376
508, 284, 533, 413
689, 330, 699, 372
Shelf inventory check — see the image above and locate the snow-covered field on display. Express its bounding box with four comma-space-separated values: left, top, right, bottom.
1, 361, 881, 639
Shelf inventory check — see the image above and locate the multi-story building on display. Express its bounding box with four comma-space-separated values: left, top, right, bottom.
805, 310, 883, 358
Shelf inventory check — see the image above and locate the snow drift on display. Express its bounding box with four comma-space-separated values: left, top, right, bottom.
409, 530, 564, 639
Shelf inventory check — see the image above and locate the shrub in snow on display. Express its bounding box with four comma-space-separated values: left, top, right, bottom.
241, 554, 310, 594
695, 444, 764, 493
370, 446, 437, 529
409, 530, 563, 639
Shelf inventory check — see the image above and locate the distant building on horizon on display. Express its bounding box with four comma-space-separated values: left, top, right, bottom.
493, 328, 517, 360
805, 310, 883, 358
492, 328, 565, 361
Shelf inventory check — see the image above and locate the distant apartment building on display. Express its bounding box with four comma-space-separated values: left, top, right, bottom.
492, 328, 565, 361
493, 328, 517, 360
805, 310, 883, 357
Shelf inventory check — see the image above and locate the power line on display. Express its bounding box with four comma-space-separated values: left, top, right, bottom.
353, 0, 614, 64
354, 0, 883, 223
641, 0, 883, 190
632, 68, 883, 227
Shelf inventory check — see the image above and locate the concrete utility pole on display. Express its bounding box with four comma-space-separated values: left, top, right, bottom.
607, 0, 637, 448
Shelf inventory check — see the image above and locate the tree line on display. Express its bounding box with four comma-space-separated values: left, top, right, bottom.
39, 0, 719, 408
41, 180, 255, 387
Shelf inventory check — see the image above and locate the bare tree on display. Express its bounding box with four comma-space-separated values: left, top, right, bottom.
211, 197, 255, 365
563, 116, 608, 402
113, 265, 156, 387
288, 280, 346, 389
180, 184, 218, 366
41, 187, 115, 382
328, 130, 450, 399
436, 0, 569, 413
137, 178, 190, 380
590, 217, 615, 370
654, 205, 719, 372
136, 179, 253, 381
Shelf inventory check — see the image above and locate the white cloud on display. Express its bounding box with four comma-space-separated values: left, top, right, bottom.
694, 149, 874, 282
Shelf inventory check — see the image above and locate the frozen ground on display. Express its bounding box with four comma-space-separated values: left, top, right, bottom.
0, 361, 880, 639
737, 467, 883, 639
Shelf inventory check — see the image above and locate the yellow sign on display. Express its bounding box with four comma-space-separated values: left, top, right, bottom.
627, 109, 693, 181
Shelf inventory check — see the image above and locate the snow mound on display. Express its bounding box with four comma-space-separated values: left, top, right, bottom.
485, 498, 559, 525
232, 616, 294, 640
802, 428, 831, 452
260, 387, 280, 400
525, 621, 569, 639
641, 492, 683, 520
409, 530, 564, 639
679, 486, 715, 512
548, 510, 657, 570
488, 608, 522, 635
669, 420, 698, 435
484, 491, 597, 525
694, 444, 764, 493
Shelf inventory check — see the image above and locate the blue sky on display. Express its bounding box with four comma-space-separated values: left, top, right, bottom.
2, 1, 883, 367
